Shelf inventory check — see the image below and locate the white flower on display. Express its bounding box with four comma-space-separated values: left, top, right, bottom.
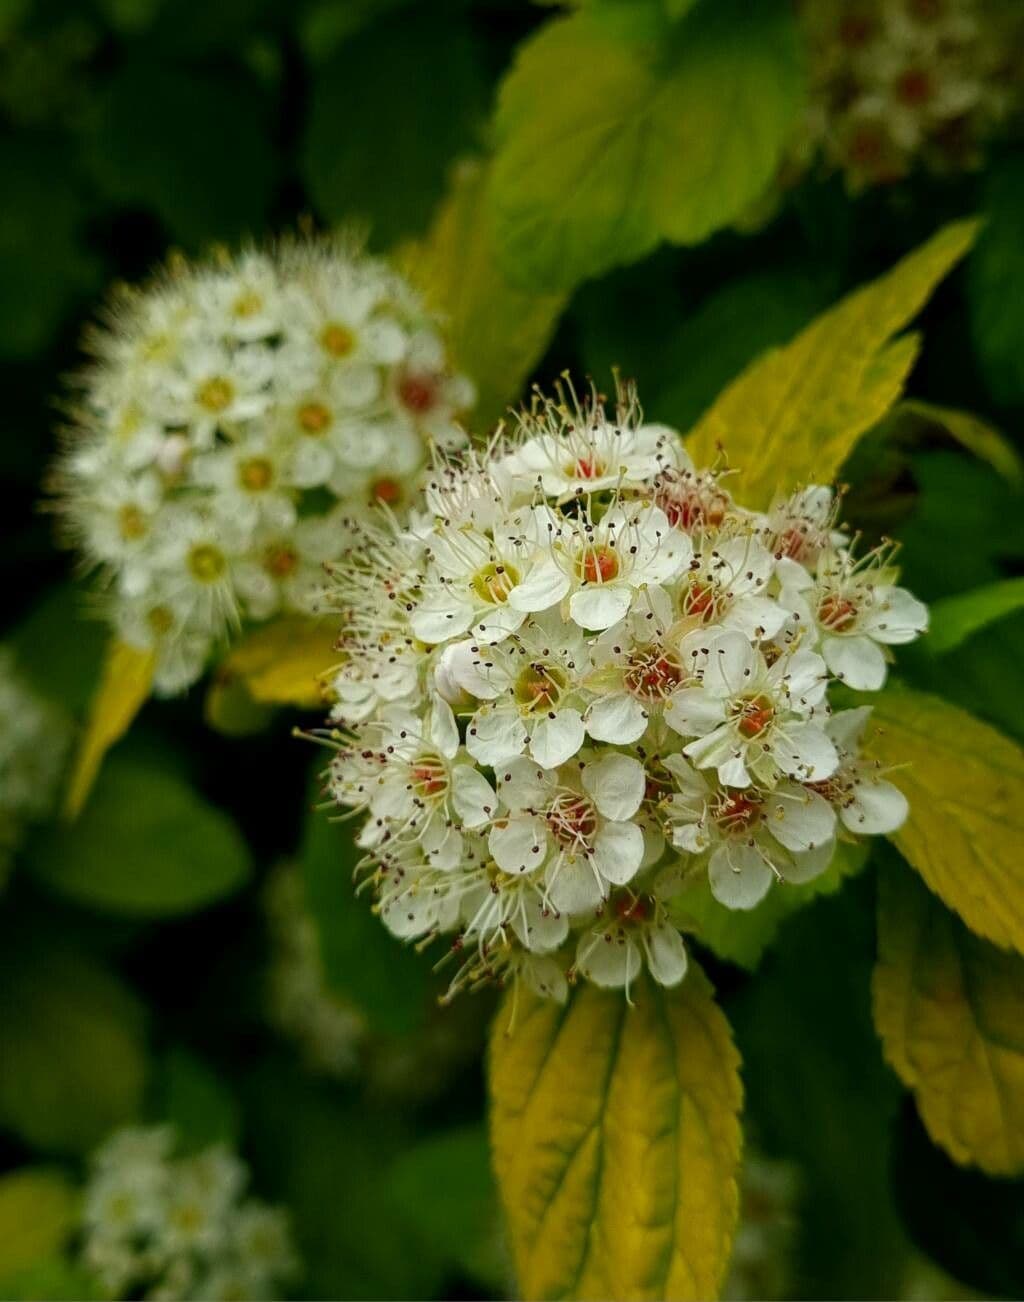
781, 545, 928, 690
665, 630, 836, 788
54, 235, 472, 693
812, 707, 909, 834
444, 615, 591, 768
492, 752, 646, 912
574, 892, 688, 992
311, 380, 923, 998
662, 757, 836, 909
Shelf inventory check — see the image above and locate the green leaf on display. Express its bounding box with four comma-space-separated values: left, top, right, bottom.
928, 577, 1024, 655
390, 1125, 507, 1292
242, 1059, 445, 1300
490, 0, 804, 291
401, 159, 568, 430
667, 839, 868, 971
895, 400, 1023, 486
488, 968, 742, 1300
870, 685, 1024, 955
303, 9, 486, 247
27, 754, 250, 918
300, 778, 427, 1036
0, 936, 148, 1153
155, 1048, 240, 1152
0, 137, 99, 359
0, 1258, 101, 1301
732, 876, 909, 1298
874, 858, 1024, 1176
86, 60, 275, 247
686, 219, 979, 508
0, 1169, 77, 1280
970, 154, 1024, 406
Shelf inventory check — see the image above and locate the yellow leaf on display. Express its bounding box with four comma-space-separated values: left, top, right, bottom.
401, 158, 568, 430
489, 969, 742, 1301
874, 860, 1024, 1176
215, 616, 337, 708
686, 218, 979, 507
870, 685, 1024, 955
0, 1167, 77, 1277
64, 639, 155, 819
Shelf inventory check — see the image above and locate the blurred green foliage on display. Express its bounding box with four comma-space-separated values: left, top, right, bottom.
1, 0, 1023, 1298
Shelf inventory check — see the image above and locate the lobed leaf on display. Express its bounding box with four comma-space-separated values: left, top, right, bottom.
63, 638, 155, 819
489, 968, 742, 1300
870, 685, 1024, 955
490, 0, 803, 291
402, 159, 568, 430
874, 860, 1024, 1176
686, 219, 979, 508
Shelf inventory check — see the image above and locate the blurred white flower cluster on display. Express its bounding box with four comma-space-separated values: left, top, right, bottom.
0, 649, 69, 880
81, 1126, 298, 1301
54, 237, 473, 694
320, 383, 924, 1001
265, 862, 366, 1080
798, 0, 1024, 190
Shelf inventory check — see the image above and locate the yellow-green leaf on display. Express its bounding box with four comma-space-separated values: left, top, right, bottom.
874, 860, 1024, 1175
489, 969, 742, 1300
64, 639, 155, 819
686, 219, 979, 507
870, 685, 1024, 955
402, 158, 568, 430
215, 616, 337, 709
0, 1168, 77, 1278
928, 577, 1024, 655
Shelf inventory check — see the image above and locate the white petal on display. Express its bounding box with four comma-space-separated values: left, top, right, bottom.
717, 751, 752, 789
450, 764, 498, 829
773, 721, 839, 782
825, 706, 873, 751
506, 559, 571, 613
823, 634, 887, 690
546, 855, 604, 913
577, 930, 642, 989
512, 893, 569, 952
521, 955, 568, 1003
489, 816, 549, 875
703, 630, 760, 696
410, 594, 474, 644
724, 594, 789, 640
591, 822, 645, 885
466, 705, 528, 766
779, 837, 835, 884
530, 710, 586, 769
861, 587, 928, 644
472, 604, 527, 643
664, 688, 727, 738
645, 921, 688, 988
840, 777, 909, 835
428, 696, 459, 757
569, 584, 633, 630
584, 692, 649, 745
776, 647, 829, 709
708, 842, 774, 910
765, 785, 836, 852
495, 756, 553, 811
441, 640, 503, 701
582, 753, 645, 821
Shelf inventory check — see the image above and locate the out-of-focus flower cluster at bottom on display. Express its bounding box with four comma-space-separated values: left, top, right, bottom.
81, 1126, 298, 1301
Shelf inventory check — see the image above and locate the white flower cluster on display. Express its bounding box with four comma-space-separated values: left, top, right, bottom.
54, 237, 473, 694
798, 0, 1024, 190
321, 385, 924, 1000
81, 1126, 298, 1301
0, 648, 69, 881
265, 862, 366, 1080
